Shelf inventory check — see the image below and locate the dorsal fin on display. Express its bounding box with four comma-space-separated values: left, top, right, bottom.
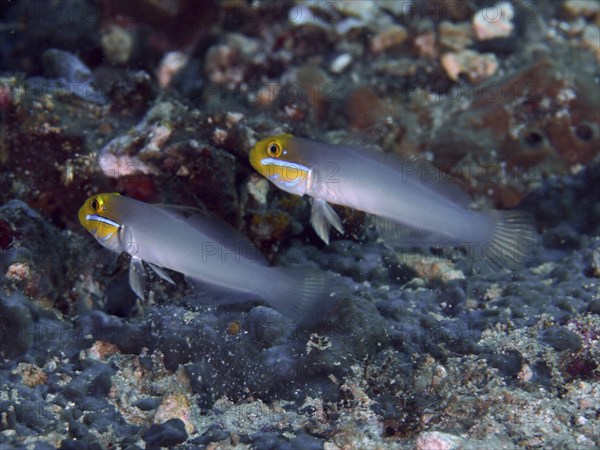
326, 124, 473, 207
379, 152, 473, 207
154, 205, 269, 266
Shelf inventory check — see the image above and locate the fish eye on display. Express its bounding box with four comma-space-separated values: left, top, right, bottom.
91, 198, 99, 211
266, 141, 282, 158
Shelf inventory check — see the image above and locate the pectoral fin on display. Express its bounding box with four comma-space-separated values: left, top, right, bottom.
129, 256, 146, 300
147, 262, 176, 285
310, 198, 343, 244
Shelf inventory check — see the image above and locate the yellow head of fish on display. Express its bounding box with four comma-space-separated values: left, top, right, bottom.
249, 134, 312, 196
78, 193, 123, 249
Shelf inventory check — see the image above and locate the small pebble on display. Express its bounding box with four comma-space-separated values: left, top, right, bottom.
581, 25, 600, 60
213, 128, 228, 145
414, 31, 438, 59
330, 53, 353, 74
416, 431, 463, 450
439, 21, 474, 51
562, 0, 600, 20
157, 51, 188, 88
6, 262, 30, 282
101, 25, 134, 65
246, 174, 269, 207
370, 25, 408, 53
441, 49, 499, 82
473, 2, 515, 40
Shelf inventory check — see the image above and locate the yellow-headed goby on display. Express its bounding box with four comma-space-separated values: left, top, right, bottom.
250, 134, 538, 270
78, 193, 334, 324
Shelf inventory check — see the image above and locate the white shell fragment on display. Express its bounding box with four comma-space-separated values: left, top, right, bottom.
473, 2, 515, 40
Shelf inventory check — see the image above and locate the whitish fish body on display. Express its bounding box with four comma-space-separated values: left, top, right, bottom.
250, 135, 537, 269
79, 193, 333, 324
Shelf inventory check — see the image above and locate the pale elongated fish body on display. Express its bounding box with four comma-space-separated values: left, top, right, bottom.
250, 135, 537, 269
78, 193, 332, 324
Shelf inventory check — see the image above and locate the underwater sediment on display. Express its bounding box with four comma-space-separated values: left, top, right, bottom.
0, 1, 599, 449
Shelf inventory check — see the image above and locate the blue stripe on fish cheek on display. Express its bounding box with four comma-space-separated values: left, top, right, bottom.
260, 157, 310, 173
86, 214, 122, 229
99, 232, 114, 243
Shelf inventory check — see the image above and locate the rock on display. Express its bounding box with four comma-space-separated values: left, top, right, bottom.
414, 30, 438, 59
156, 51, 189, 88
293, 64, 333, 121
12, 363, 48, 388
1, 1, 600, 449
416, 431, 464, 450
101, 25, 134, 65
154, 394, 194, 435
142, 418, 188, 449
540, 327, 583, 352
39, 49, 107, 104
0, 292, 34, 358
562, 0, 600, 21
429, 58, 599, 205
370, 25, 408, 53
329, 53, 353, 74
438, 21, 474, 51
441, 49, 499, 82
344, 85, 387, 129
581, 24, 600, 60
473, 2, 515, 41
244, 174, 270, 208
205, 33, 260, 87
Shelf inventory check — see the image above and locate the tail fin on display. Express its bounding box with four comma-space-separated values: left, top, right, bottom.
263, 268, 337, 326
478, 211, 538, 271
